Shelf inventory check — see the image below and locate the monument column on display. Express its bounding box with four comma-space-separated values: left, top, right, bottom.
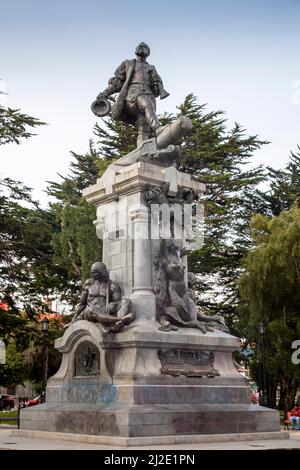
94, 216, 109, 266
129, 205, 156, 322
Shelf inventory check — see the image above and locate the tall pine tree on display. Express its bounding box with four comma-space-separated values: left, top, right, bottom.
176, 95, 266, 328
46, 143, 106, 304
0, 105, 51, 307
259, 147, 300, 216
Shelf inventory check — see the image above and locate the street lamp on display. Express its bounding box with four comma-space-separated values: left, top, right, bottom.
258, 321, 268, 407
41, 317, 49, 403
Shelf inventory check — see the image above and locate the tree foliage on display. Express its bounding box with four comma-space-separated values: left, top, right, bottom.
22, 316, 63, 388
175, 95, 267, 326
0, 308, 64, 388
0, 340, 27, 388
0, 103, 61, 387
258, 147, 300, 216
0, 105, 45, 145
94, 116, 137, 160
46, 144, 105, 304
239, 204, 300, 409
0, 103, 50, 306
0, 177, 61, 307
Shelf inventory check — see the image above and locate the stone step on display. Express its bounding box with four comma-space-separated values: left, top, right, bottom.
12, 428, 289, 448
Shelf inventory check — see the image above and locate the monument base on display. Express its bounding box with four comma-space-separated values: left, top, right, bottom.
20, 321, 280, 437
21, 403, 279, 437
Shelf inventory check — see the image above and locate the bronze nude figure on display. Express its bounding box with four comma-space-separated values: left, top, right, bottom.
68, 262, 135, 333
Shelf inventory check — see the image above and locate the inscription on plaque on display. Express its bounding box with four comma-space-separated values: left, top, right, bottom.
159, 349, 219, 377
74, 341, 100, 377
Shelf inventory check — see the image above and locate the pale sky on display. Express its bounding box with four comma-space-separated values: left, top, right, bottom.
1, 0, 299, 205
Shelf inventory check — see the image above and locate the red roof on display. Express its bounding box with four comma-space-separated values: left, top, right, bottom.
0, 302, 9, 312
38, 313, 64, 320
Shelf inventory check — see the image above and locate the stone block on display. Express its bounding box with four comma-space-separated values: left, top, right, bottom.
21, 403, 279, 437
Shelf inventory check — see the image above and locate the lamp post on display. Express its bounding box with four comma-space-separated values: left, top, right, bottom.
258, 321, 268, 407
41, 317, 49, 403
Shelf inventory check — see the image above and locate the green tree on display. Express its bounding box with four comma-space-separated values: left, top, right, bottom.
46, 144, 106, 304
0, 305, 65, 388
46, 116, 151, 303
239, 204, 300, 410
0, 305, 32, 389
0, 177, 62, 307
175, 95, 266, 326
93, 116, 137, 159
0, 105, 45, 145
0, 102, 59, 387
0, 341, 27, 389
22, 315, 63, 389
0, 102, 49, 307
262, 147, 300, 215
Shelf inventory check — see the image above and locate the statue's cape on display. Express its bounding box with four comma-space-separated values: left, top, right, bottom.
111, 59, 136, 124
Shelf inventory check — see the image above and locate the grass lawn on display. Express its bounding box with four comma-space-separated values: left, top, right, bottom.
0, 410, 18, 426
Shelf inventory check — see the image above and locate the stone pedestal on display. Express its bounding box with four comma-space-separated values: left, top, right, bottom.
20, 320, 280, 437
20, 161, 280, 439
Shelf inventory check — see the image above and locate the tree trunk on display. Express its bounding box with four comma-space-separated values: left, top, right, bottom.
282, 378, 299, 414
278, 382, 285, 410
268, 378, 278, 409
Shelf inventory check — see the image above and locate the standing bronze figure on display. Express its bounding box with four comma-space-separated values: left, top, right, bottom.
92, 42, 169, 146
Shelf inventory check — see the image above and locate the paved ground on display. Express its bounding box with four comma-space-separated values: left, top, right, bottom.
0, 427, 300, 450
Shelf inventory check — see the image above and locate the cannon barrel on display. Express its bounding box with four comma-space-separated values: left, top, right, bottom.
156, 116, 193, 150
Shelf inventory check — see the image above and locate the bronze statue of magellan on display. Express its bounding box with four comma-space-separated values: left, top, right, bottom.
92, 42, 169, 146
68, 262, 135, 333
